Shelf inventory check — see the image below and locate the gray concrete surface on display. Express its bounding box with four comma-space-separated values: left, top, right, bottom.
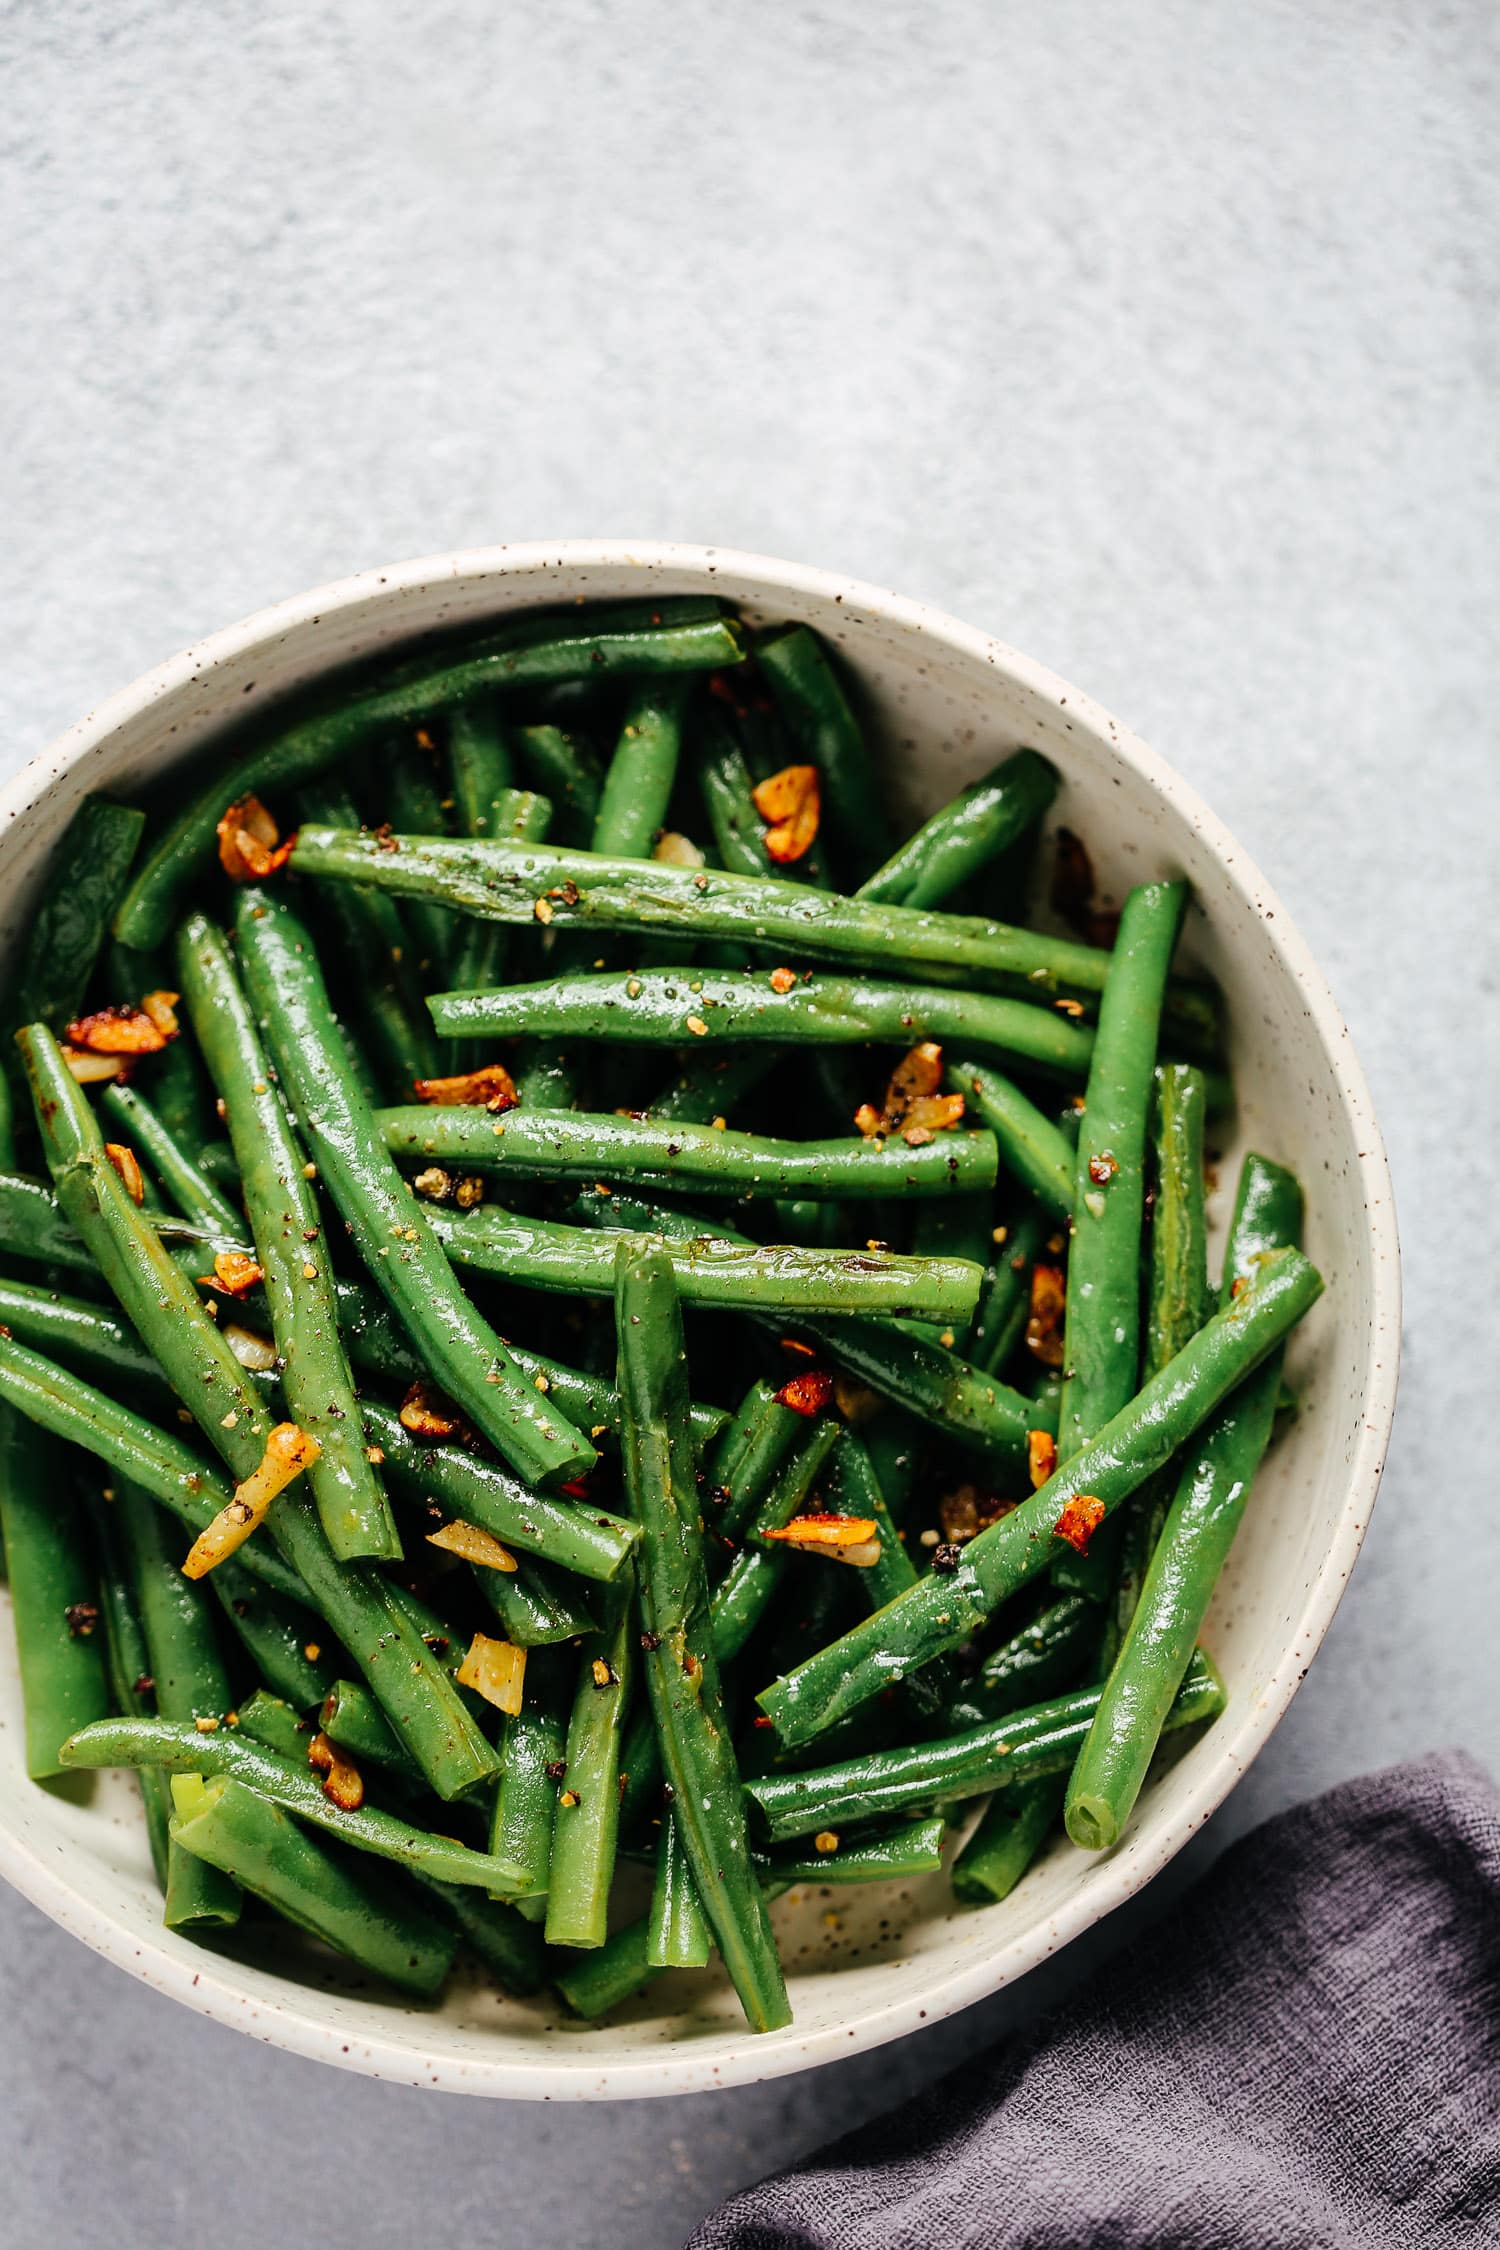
1, 3, 1495, 2242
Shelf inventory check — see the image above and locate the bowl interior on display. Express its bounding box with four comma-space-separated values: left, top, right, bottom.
0, 546, 1396, 2097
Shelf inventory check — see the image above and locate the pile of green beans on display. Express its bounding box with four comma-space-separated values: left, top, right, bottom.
0, 598, 1321, 2032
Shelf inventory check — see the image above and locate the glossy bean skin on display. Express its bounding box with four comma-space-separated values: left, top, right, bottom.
747, 1651, 1224, 1841
755, 625, 889, 878
614, 1238, 790, 2033
113, 599, 746, 951
856, 750, 1058, 911
754, 1247, 1322, 1750
297, 783, 440, 1096
0, 1426, 110, 1780
427, 966, 1093, 1081
1064, 1154, 1302, 1851
647, 1814, 713, 1971
87, 1490, 174, 1887
61, 1716, 526, 1891
944, 1059, 1075, 1219
544, 1581, 635, 1949
592, 679, 691, 859
177, 912, 402, 1562
490, 1647, 569, 1920
101, 1080, 242, 1236
378, 1102, 999, 1203
235, 887, 596, 1492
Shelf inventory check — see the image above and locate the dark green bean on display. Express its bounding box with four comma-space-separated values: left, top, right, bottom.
951, 1779, 1065, 1904
168, 1773, 456, 1995
942, 1595, 1099, 1732
235, 888, 596, 1492
711, 1420, 842, 1665
101, 1081, 242, 1235
428, 966, 1092, 1081
176, 912, 403, 1562
319, 1679, 415, 1775
478, 1547, 599, 1648
5, 796, 145, 1076
1065, 1153, 1302, 1850
235, 1689, 309, 1759
106, 939, 218, 1154
544, 1580, 634, 1947
209, 1560, 334, 1711
114, 599, 746, 951
968, 1202, 1050, 1378
823, 1428, 918, 1615
754, 1814, 946, 1885
856, 751, 1058, 911
298, 783, 440, 1095
512, 724, 605, 845
593, 680, 691, 858
431, 1198, 983, 1322
647, 1815, 713, 1970
61, 1716, 526, 1890
647, 1050, 779, 1126
413, 1869, 546, 1993
756, 625, 889, 877
86, 1487, 173, 1886
0, 1170, 100, 1275
705, 1380, 806, 1547
0, 1423, 110, 1778
945, 1060, 1074, 1219
749, 1650, 1224, 1840
490, 1647, 569, 1917
754, 1246, 1322, 1749
381, 738, 463, 982
614, 1237, 790, 2032
0, 1276, 161, 1390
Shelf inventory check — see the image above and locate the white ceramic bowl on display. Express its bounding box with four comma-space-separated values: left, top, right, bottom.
0, 543, 1398, 2098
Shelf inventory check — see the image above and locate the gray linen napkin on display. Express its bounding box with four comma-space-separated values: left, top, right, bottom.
687, 1751, 1500, 2249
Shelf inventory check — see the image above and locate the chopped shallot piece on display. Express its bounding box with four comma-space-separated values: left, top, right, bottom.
222, 1324, 278, 1373
1025, 1263, 1068, 1369
398, 1380, 471, 1443
651, 830, 706, 868
140, 990, 181, 1040
776, 1368, 834, 1417
1027, 1429, 1058, 1489
217, 793, 296, 882
426, 1519, 518, 1573
307, 1731, 364, 1812
1053, 1493, 1106, 1554
180, 1422, 321, 1579
751, 763, 821, 864
61, 1048, 133, 1084
65, 1004, 170, 1056
414, 1062, 518, 1112
104, 1143, 146, 1204
856, 1041, 966, 1143
456, 1632, 527, 1715
761, 1513, 882, 1568
208, 1250, 264, 1297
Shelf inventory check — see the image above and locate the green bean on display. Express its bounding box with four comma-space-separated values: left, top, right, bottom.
754, 1246, 1322, 1748
479, 1548, 598, 1648
428, 967, 1092, 1081
550, 1912, 660, 2019
1105, 1064, 1212, 1660
756, 625, 889, 878
544, 1580, 634, 1947
705, 1380, 805, 1547
856, 751, 1058, 911
115, 1478, 242, 1928
512, 724, 604, 845
754, 1814, 947, 1885
235, 1689, 309, 1759
413, 1869, 546, 1993
291, 825, 1150, 1010
448, 697, 513, 833
357, 1401, 636, 1582
968, 1202, 1050, 1378
951, 1779, 1065, 1904
647, 1050, 779, 1126
1055, 882, 1188, 1468
945, 1060, 1074, 1219
101, 1081, 242, 1235
0, 1171, 102, 1275
319, 1679, 415, 1775
749, 1650, 1224, 1841
695, 710, 785, 880
572, 1186, 1037, 1468
490, 1646, 568, 1915
0, 1334, 304, 1601
432, 1197, 983, 1322
114, 600, 747, 951
380, 1102, 999, 1203
168, 1773, 457, 1995
4, 796, 145, 1082
647, 1815, 713, 1970
942, 1595, 1100, 1732
451, 789, 553, 1003
0, 1426, 110, 1778
209, 1560, 334, 1710
592, 680, 691, 858
20, 1023, 277, 1479
61, 1716, 526, 1890
235, 889, 596, 1492
614, 1237, 790, 2032
822, 1428, 918, 1616
0, 1276, 162, 1390
711, 1420, 842, 1665
86, 1488, 173, 1886
176, 913, 403, 1563
381, 738, 463, 981
298, 783, 440, 1095
1065, 1153, 1302, 1851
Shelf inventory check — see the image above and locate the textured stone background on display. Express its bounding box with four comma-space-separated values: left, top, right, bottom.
1, 3, 1495, 2243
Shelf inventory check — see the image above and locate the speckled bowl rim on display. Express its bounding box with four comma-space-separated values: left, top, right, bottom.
0, 541, 1400, 2099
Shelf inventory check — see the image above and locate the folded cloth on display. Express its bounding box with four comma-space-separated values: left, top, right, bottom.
687, 1751, 1500, 2250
